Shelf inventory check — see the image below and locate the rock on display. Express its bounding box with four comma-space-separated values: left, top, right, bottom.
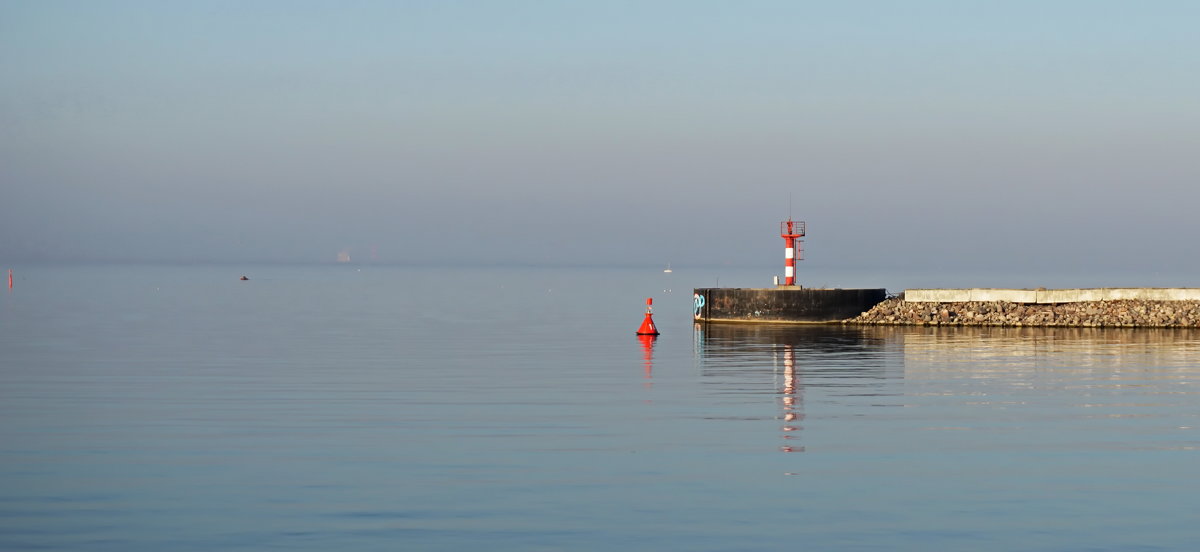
845, 297, 1200, 328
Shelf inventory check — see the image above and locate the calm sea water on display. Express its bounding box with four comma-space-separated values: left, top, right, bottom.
2, 264, 1199, 551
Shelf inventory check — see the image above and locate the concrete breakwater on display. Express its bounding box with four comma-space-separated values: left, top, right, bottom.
694, 287, 887, 323
849, 297, 1200, 327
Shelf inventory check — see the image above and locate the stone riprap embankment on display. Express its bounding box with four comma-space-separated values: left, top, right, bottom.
849, 297, 1200, 327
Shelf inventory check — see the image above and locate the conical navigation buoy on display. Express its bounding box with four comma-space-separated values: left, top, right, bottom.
636, 297, 660, 335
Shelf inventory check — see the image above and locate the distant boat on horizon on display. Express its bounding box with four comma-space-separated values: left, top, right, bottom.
663, 263, 672, 273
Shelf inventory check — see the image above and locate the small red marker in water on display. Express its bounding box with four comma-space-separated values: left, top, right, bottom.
7, 269, 11, 289
636, 297, 660, 335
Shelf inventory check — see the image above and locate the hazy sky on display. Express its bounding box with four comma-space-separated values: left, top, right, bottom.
3, 1, 1198, 275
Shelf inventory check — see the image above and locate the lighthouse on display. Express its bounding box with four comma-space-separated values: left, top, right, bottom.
780, 219, 805, 286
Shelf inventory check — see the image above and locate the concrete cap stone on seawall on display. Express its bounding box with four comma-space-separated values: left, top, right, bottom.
905, 288, 1200, 304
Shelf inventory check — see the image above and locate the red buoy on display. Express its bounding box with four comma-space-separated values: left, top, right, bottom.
636, 297, 660, 335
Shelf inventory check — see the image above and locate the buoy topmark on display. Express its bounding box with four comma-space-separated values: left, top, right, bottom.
636, 297, 660, 335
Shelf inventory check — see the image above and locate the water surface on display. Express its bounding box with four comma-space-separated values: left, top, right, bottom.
2, 264, 1198, 550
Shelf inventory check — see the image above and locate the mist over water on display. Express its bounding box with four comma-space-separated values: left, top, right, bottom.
2, 264, 1198, 551
4, 3, 1200, 275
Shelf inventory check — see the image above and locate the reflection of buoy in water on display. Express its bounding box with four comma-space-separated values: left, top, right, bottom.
636, 297, 660, 335
638, 333, 656, 379
240, 276, 249, 281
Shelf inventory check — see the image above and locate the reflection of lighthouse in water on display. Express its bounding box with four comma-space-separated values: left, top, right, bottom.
778, 344, 804, 452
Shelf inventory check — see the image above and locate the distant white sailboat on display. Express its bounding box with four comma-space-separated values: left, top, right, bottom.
663, 263, 672, 273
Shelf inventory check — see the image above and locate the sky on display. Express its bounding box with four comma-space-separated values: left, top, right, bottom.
3, 1, 1199, 279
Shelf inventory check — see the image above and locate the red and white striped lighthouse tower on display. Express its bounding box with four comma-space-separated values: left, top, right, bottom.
780, 219, 806, 286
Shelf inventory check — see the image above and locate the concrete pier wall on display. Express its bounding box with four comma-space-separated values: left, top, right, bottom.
906, 288, 1200, 303
694, 287, 887, 324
